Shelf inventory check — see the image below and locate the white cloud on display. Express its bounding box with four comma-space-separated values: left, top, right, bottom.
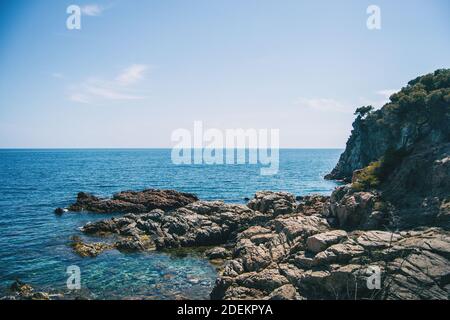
295, 97, 351, 113
81, 4, 104, 16
69, 93, 91, 104
116, 64, 148, 86
68, 64, 149, 104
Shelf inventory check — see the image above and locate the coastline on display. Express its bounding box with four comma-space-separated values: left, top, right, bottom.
4, 186, 449, 300
2, 69, 450, 300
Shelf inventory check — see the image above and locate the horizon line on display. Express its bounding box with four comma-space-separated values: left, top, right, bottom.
0, 147, 345, 150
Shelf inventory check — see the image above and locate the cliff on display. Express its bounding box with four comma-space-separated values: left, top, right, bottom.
326, 69, 450, 230
326, 69, 450, 181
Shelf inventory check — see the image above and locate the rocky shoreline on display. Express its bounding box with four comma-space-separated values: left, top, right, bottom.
5, 187, 449, 300
59, 189, 449, 300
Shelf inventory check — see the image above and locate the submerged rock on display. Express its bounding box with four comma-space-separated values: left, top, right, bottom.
10, 280, 34, 296
4, 280, 53, 300
54, 207, 68, 215
70, 236, 113, 257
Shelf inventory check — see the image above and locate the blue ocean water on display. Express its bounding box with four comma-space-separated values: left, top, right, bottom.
0, 149, 341, 299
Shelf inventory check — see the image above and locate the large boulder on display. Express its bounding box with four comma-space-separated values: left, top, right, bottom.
247, 191, 297, 215
327, 185, 390, 230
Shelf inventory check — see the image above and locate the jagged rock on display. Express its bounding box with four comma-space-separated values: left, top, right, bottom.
267, 284, 302, 300
81, 219, 118, 235
204, 247, 231, 260
306, 230, 348, 253
328, 187, 385, 229
10, 280, 33, 296
235, 266, 289, 292
247, 191, 297, 215
291, 251, 315, 269
115, 235, 156, 252
81, 200, 261, 252
312, 241, 365, 265
115, 238, 145, 252
235, 240, 273, 272
395, 228, 450, 258
68, 189, 198, 213
297, 195, 330, 216
222, 260, 245, 277
3, 281, 60, 300
30, 292, 50, 300
221, 286, 266, 300
273, 215, 330, 240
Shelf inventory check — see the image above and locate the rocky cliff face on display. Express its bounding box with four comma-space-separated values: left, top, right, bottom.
326, 69, 450, 181
326, 69, 450, 230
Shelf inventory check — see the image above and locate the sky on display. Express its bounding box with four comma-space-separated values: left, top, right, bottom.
0, 0, 449, 148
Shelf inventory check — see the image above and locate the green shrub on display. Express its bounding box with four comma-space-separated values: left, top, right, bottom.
352, 161, 381, 191
352, 148, 409, 191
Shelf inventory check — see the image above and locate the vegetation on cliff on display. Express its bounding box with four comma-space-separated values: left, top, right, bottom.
327, 68, 450, 181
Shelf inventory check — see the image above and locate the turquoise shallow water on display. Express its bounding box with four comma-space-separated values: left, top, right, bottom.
0, 148, 341, 299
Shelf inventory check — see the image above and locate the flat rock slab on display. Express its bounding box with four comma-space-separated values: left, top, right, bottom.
306, 230, 348, 253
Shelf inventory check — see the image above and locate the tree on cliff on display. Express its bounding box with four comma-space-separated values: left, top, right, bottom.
354, 105, 374, 119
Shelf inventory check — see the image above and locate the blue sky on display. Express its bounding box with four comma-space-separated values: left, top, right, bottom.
0, 0, 449, 148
